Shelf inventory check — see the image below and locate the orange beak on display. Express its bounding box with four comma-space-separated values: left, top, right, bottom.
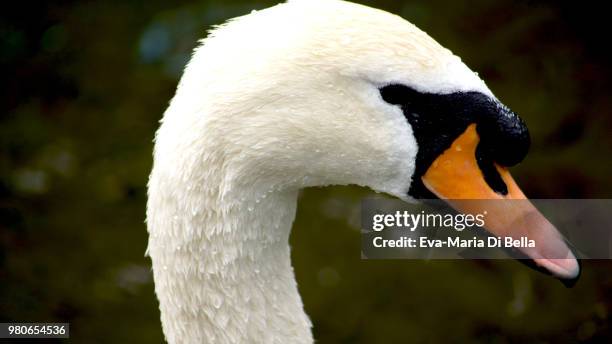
422, 124, 580, 282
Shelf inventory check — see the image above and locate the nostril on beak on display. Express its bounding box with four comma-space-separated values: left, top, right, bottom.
475, 142, 508, 195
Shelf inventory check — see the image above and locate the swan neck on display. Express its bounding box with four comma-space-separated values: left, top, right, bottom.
147, 182, 313, 343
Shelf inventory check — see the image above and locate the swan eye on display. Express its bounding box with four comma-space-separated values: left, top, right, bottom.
379, 84, 420, 106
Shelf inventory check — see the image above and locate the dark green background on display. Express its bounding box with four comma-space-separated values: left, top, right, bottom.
1, 0, 611, 342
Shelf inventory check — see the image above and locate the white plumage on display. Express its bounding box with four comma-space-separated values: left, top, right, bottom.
146, 0, 494, 342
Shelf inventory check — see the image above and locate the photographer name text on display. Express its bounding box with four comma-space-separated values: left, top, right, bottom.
372, 236, 535, 248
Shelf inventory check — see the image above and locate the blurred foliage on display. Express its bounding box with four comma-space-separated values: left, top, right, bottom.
1, 0, 611, 343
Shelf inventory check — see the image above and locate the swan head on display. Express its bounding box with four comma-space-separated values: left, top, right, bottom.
163, 0, 579, 283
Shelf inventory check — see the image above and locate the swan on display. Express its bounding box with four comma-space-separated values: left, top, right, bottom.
146, 0, 580, 342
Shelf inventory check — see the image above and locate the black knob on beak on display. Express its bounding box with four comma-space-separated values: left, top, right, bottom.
476, 102, 530, 168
